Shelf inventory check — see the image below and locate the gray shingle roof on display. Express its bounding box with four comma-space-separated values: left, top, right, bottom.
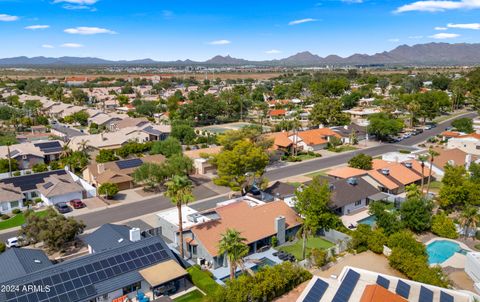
83, 223, 132, 253
330, 177, 380, 209
264, 181, 297, 198
0, 248, 53, 282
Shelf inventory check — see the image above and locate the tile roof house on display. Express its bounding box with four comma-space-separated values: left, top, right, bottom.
83, 155, 166, 190
291, 128, 343, 151
327, 166, 368, 179
183, 146, 222, 175
0, 140, 63, 170
417, 147, 479, 177
447, 134, 480, 156
0, 232, 189, 302
110, 117, 149, 131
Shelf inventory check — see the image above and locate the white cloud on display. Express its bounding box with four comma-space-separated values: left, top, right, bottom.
63, 5, 90, 10
53, 0, 98, 4
265, 49, 282, 54
0, 14, 18, 22
388, 38, 400, 42
208, 39, 231, 45
25, 25, 50, 30
42, 44, 54, 48
447, 22, 480, 29
61, 43, 84, 48
395, 0, 480, 13
408, 35, 424, 39
64, 26, 116, 35
288, 18, 317, 25
342, 0, 363, 3
434, 26, 448, 30
429, 32, 460, 39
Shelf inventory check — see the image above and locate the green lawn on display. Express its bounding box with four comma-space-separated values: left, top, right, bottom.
0, 210, 48, 231
174, 290, 205, 302
328, 146, 357, 153
429, 181, 443, 189
186, 265, 221, 297
278, 237, 335, 260
297, 154, 319, 161
306, 170, 328, 178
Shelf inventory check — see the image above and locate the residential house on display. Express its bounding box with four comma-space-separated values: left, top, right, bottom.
266, 132, 294, 156
0, 169, 95, 210
83, 155, 166, 190
183, 146, 222, 175
50, 124, 87, 140
263, 181, 297, 206
0, 140, 63, 170
298, 266, 475, 302
331, 124, 367, 144
65, 76, 88, 86
49, 103, 75, 119
268, 109, 287, 123
291, 128, 343, 151
342, 108, 381, 126
416, 147, 478, 177
88, 113, 123, 127
0, 228, 189, 302
157, 197, 302, 269
327, 166, 367, 180
447, 133, 480, 156
110, 117, 149, 131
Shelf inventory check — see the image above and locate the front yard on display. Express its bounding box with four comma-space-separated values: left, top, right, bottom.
0, 210, 48, 230
174, 290, 205, 302
277, 237, 335, 260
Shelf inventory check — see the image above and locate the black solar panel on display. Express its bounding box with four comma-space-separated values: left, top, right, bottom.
332, 269, 360, 302
303, 279, 329, 302
5, 240, 170, 302
0, 170, 67, 191
34, 141, 62, 152
376, 275, 390, 289
419, 286, 433, 302
396, 280, 411, 299
440, 291, 454, 302
116, 158, 143, 170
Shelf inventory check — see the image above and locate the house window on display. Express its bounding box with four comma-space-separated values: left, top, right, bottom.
122, 281, 141, 295
354, 200, 362, 206
10, 200, 19, 209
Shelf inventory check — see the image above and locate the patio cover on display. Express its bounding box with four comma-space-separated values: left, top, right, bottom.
139, 260, 188, 287
368, 192, 389, 201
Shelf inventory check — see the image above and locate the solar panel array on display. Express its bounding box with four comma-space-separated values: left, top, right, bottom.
303, 279, 329, 302
440, 291, 454, 302
116, 158, 143, 170
5, 242, 169, 302
376, 276, 390, 289
332, 270, 360, 302
1, 170, 67, 191
395, 280, 411, 299
419, 286, 433, 302
34, 142, 62, 153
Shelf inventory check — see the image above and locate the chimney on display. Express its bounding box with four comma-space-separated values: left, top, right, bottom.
275, 216, 286, 245
129, 227, 141, 242
97, 163, 105, 174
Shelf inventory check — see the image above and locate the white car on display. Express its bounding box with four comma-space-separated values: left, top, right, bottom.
6, 237, 20, 248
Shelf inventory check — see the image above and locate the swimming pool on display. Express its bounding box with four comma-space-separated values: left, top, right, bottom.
426, 240, 469, 264
357, 215, 376, 226
219, 257, 277, 282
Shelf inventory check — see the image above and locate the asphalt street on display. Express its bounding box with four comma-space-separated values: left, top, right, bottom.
0, 112, 476, 242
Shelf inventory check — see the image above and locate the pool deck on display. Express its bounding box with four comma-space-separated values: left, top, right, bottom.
425, 238, 473, 268
340, 209, 370, 228
211, 248, 283, 285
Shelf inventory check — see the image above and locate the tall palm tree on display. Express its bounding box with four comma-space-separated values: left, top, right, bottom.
165, 175, 194, 258
60, 141, 72, 159
77, 139, 89, 156
425, 148, 439, 197
459, 207, 479, 239
218, 228, 249, 281
418, 154, 429, 193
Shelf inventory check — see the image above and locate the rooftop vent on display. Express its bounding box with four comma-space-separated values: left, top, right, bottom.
33, 259, 42, 264
404, 162, 413, 168
347, 177, 358, 186
381, 168, 390, 176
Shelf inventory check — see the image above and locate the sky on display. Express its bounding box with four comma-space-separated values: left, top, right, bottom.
1, 0, 480, 61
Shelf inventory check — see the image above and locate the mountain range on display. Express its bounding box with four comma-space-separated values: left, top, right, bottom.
2, 43, 480, 67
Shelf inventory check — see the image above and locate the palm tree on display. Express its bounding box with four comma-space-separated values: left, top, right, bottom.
459, 207, 479, 239
60, 141, 72, 159
218, 228, 249, 281
77, 139, 89, 156
418, 154, 429, 193
165, 175, 194, 258
425, 148, 439, 197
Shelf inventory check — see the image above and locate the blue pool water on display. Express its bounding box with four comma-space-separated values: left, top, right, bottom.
219, 257, 276, 282
426, 240, 468, 264
357, 215, 377, 226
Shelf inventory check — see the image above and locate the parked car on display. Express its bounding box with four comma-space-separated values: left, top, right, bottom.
55, 202, 72, 214
69, 199, 86, 209
5, 236, 27, 248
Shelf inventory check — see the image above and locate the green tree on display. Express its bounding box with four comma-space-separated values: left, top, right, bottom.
369, 202, 402, 235
425, 148, 439, 196
98, 183, 119, 199
165, 175, 194, 258
171, 121, 196, 144
218, 228, 249, 281
213, 140, 269, 192
32, 163, 48, 173
459, 206, 479, 238
451, 118, 474, 133
95, 149, 119, 163
431, 212, 458, 239
20, 208, 85, 252
150, 137, 182, 157
295, 177, 340, 260
309, 98, 350, 127
0, 158, 18, 173
133, 162, 169, 191
367, 113, 404, 140
400, 196, 433, 233
348, 153, 373, 170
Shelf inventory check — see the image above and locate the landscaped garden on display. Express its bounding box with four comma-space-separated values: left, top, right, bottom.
173, 289, 205, 302
0, 210, 48, 230
277, 237, 334, 260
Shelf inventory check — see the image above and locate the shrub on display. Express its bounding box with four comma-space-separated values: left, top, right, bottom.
310, 248, 327, 267
187, 265, 221, 297
98, 183, 119, 199
0, 242, 5, 253
271, 236, 278, 247
1, 214, 10, 220
432, 212, 458, 239
12, 209, 22, 215
13, 171, 21, 177
34, 198, 42, 204
367, 229, 387, 254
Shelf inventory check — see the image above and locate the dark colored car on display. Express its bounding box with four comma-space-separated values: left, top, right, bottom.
55, 202, 72, 214
69, 199, 86, 209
